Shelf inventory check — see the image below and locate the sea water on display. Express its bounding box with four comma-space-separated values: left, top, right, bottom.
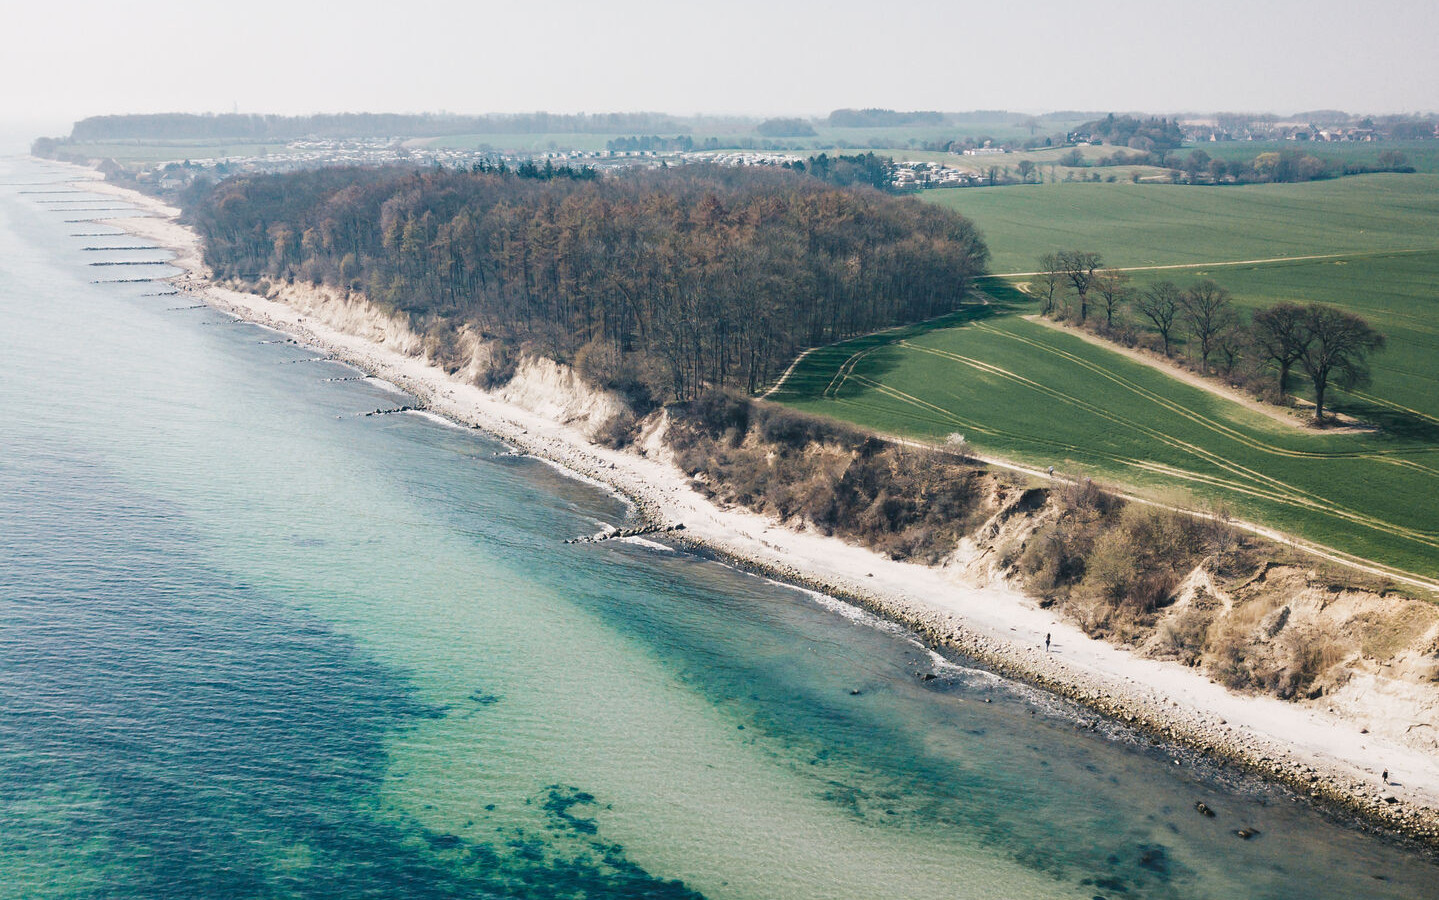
1, 156, 1435, 899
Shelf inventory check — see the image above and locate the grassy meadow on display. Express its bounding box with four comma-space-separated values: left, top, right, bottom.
770, 172, 1439, 582
1196, 139, 1439, 175
926, 174, 1439, 272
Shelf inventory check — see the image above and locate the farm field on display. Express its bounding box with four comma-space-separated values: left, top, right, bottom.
926, 173, 1439, 273
1117, 251, 1439, 425
1196, 139, 1439, 175
770, 174, 1439, 583
771, 311, 1439, 581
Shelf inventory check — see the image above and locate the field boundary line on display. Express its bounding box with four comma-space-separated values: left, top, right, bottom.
989, 247, 1437, 278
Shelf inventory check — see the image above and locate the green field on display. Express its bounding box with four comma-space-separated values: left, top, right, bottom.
1195, 140, 1439, 175
1118, 252, 1439, 425
926, 174, 1439, 273
771, 308, 1439, 580
771, 174, 1439, 583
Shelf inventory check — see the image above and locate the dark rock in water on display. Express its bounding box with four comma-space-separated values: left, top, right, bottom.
427, 833, 463, 850
919, 672, 936, 682
1136, 844, 1170, 877
1194, 801, 1215, 818
1235, 827, 1261, 840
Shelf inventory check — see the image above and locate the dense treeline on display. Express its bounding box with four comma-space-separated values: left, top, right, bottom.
190, 165, 988, 403
789, 153, 897, 192
66, 112, 693, 142
756, 118, 818, 137
1065, 146, 1414, 184
1035, 250, 1385, 421
1075, 114, 1185, 151
606, 135, 697, 153
826, 109, 946, 128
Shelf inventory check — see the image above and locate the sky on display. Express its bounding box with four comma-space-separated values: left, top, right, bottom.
3, 0, 1436, 134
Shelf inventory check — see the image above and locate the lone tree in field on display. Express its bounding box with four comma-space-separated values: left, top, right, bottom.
1133, 280, 1183, 356
1252, 301, 1311, 397
1299, 304, 1385, 422
1180, 279, 1236, 369
1057, 250, 1103, 322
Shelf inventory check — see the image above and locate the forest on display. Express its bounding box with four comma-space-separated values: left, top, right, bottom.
187, 164, 989, 404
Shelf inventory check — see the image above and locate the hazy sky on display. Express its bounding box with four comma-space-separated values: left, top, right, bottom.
4, 0, 1436, 131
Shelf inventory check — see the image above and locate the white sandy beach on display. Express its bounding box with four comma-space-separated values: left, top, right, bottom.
65, 165, 1439, 843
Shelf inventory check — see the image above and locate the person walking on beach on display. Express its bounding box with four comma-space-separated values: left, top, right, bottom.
1045, 633, 1051, 653
1383, 769, 1389, 784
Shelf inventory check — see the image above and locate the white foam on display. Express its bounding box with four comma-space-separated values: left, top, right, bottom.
407, 409, 475, 432
619, 536, 675, 552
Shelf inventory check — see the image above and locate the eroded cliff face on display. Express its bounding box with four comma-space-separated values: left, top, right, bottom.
655, 396, 1438, 753
252, 279, 629, 442
234, 278, 1439, 754
966, 485, 1437, 755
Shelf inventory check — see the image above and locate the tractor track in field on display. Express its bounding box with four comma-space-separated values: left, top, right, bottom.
988, 247, 1438, 279
797, 318, 1439, 564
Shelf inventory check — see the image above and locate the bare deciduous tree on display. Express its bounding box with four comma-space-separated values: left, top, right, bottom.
1251, 301, 1310, 396
1092, 268, 1132, 329
1133, 280, 1183, 356
1180, 279, 1236, 370
1299, 304, 1385, 422
1035, 252, 1065, 315
1058, 250, 1103, 322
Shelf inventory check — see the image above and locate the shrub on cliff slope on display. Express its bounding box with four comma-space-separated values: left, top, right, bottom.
667, 392, 989, 564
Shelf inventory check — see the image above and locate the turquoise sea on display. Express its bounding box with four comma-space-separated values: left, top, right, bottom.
0, 156, 1435, 899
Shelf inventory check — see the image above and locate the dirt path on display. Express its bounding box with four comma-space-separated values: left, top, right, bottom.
991, 248, 1434, 278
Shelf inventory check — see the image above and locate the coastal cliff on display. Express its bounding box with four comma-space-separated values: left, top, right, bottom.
73, 167, 1439, 849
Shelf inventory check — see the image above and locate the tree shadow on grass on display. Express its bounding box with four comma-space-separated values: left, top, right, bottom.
1332, 397, 1439, 445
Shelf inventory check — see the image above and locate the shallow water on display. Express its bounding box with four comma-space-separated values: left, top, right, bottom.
1, 156, 1435, 899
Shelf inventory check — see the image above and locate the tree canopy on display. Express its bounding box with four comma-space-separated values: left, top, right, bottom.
190, 164, 989, 404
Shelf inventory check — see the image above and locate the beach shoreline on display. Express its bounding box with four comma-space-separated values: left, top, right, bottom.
60, 162, 1439, 851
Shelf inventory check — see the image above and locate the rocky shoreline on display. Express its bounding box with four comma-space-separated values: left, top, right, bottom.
660, 530, 1439, 855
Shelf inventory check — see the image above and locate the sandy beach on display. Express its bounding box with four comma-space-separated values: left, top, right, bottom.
64, 164, 1439, 849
